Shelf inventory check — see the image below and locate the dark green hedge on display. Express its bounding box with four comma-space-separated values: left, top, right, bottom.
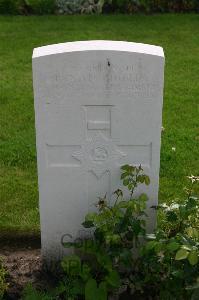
0, 0, 198, 15
0, 0, 55, 14
108, 0, 199, 13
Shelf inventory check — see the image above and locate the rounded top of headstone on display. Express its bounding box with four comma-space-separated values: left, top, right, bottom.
32, 40, 164, 59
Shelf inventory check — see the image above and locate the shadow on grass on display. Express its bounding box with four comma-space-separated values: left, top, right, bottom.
0, 230, 41, 249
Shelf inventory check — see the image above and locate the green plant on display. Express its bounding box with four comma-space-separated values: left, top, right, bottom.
22, 283, 54, 300
17, 166, 198, 299
60, 165, 150, 299
26, 0, 55, 14
0, 259, 8, 300
59, 165, 198, 299
109, 0, 199, 13
0, 0, 18, 14
0, 0, 198, 14
0, 0, 56, 15
132, 175, 199, 299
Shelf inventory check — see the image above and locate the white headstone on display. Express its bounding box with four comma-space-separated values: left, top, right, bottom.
32, 41, 164, 261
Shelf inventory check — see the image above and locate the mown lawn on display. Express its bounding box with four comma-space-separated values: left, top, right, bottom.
0, 14, 198, 235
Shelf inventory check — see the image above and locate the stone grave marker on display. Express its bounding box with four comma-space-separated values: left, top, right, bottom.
32, 41, 164, 261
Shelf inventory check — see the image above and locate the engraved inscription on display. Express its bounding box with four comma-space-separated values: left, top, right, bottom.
45, 60, 161, 105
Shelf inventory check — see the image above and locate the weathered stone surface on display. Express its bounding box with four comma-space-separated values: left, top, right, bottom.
32, 40, 164, 260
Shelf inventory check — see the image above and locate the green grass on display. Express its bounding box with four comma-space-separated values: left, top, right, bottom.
0, 14, 198, 235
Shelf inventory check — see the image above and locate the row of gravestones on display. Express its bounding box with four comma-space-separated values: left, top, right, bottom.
32, 40, 165, 261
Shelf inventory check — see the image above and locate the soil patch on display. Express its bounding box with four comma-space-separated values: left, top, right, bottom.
0, 247, 53, 299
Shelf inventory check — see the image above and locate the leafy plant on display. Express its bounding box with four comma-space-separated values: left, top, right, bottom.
0, 0, 18, 14
26, 0, 55, 14
60, 164, 150, 299
22, 283, 54, 300
0, 0, 56, 14
0, 0, 198, 14
106, 0, 199, 13
19, 166, 198, 299
134, 175, 199, 299
60, 165, 198, 299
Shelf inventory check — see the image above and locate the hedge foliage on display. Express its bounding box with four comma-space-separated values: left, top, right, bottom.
0, 0, 55, 14
0, 0, 198, 15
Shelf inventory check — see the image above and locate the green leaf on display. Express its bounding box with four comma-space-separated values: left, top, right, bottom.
137, 175, 145, 183
175, 248, 189, 260
166, 211, 178, 222
123, 178, 129, 186
167, 241, 180, 252
111, 234, 121, 244
144, 175, 150, 185
186, 197, 197, 209
145, 240, 158, 251
82, 220, 94, 228
85, 212, 97, 222
105, 270, 120, 288
188, 251, 198, 266
98, 282, 107, 300
80, 263, 91, 281
119, 249, 132, 264
118, 200, 128, 208
85, 279, 107, 300
85, 279, 97, 300
61, 255, 81, 275
181, 245, 192, 251
121, 164, 129, 171
171, 270, 184, 278
186, 227, 199, 239
96, 253, 112, 271
130, 165, 136, 171
121, 172, 128, 179
138, 193, 148, 202
128, 182, 133, 190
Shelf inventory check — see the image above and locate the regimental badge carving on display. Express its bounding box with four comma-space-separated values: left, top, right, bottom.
72, 133, 126, 179
91, 147, 108, 161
